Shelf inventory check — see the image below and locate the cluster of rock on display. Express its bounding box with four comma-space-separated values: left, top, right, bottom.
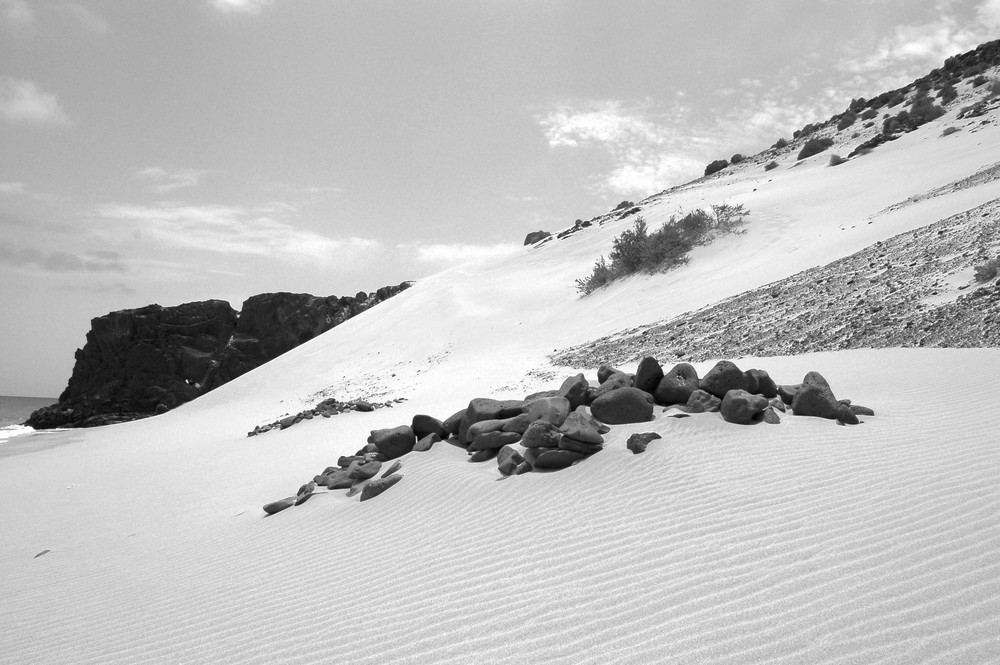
263, 356, 871, 515
26, 284, 411, 430
247, 397, 406, 436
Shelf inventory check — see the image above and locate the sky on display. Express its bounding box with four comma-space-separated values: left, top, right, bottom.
1, 0, 999, 397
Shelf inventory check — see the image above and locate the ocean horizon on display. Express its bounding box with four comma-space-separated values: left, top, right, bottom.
0, 395, 58, 442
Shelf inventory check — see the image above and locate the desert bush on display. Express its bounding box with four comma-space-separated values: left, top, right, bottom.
974, 257, 1000, 282
576, 206, 750, 295
793, 123, 820, 139
612, 200, 634, 211
973, 74, 988, 87
764, 161, 779, 171
937, 83, 958, 104
861, 108, 878, 120
886, 90, 906, 107
772, 137, 789, 149
941, 126, 960, 137
797, 136, 834, 160
837, 111, 857, 131
829, 154, 847, 166
704, 159, 729, 177
909, 92, 945, 126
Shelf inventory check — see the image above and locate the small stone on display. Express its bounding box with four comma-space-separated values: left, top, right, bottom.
762, 407, 781, 424
263, 497, 296, 515
521, 420, 562, 448
626, 432, 662, 454
497, 445, 526, 476
532, 449, 586, 469
558, 436, 603, 455
413, 432, 441, 452
347, 460, 382, 480
469, 448, 499, 462
557, 374, 591, 410
359, 474, 402, 501
849, 404, 875, 416
836, 404, 860, 425
720, 389, 769, 425
381, 460, 402, 478
470, 431, 521, 451
411, 414, 446, 440
769, 398, 786, 413
354, 400, 374, 412
686, 389, 721, 413
558, 411, 604, 444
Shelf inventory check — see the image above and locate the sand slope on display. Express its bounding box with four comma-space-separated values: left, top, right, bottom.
2, 85, 1000, 664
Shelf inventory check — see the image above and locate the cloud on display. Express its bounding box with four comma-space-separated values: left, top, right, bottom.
93, 202, 378, 262
135, 167, 208, 193
0, 0, 33, 32
209, 0, 273, 15
0, 182, 26, 195
408, 242, 522, 263
59, 3, 110, 34
0, 78, 70, 125
0, 242, 126, 273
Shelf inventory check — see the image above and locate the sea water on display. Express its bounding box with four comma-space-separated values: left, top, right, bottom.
0, 395, 57, 443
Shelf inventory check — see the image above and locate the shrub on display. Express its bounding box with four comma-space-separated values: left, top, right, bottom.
772, 137, 789, 149
641, 223, 693, 270
704, 159, 729, 176
575, 256, 612, 294
837, 111, 857, 131
764, 161, 779, 171
829, 154, 846, 166
797, 136, 834, 160
711, 203, 749, 232
937, 83, 958, 104
974, 258, 1000, 283
886, 90, 906, 107
612, 200, 634, 211
973, 74, 989, 87
861, 108, 878, 120
909, 92, 945, 126
608, 217, 648, 274
941, 126, 960, 137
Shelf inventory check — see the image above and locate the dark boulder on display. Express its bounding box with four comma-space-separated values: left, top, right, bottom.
469, 448, 499, 462
470, 431, 522, 451
263, 496, 297, 515
530, 449, 586, 470
590, 387, 654, 424
594, 372, 631, 400
466, 418, 509, 442
558, 436, 603, 455
848, 404, 875, 416
654, 363, 700, 405
458, 398, 526, 443
557, 374, 590, 411
745, 369, 778, 398
626, 432, 662, 454
497, 445, 527, 476
441, 409, 465, 438
837, 404, 860, 425
634, 356, 664, 394
597, 365, 627, 384
367, 425, 416, 460
720, 390, 769, 425
413, 433, 441, 452
686, 390, 721, 413
699, 360, 747, 399
523, 230, 552, 245
359, 474, 403, 501
411, 414, 445, 440
521, 420, 563, 449
558, 411, 604, 444
525, 396, 571, 428
762, 407, 781, 424
791, 372, 839, 419
777, 384, 799, 405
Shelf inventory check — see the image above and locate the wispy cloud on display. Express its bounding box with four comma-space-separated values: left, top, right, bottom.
408, 242, 522, 263
93, 202, 378, 262
135, 167, 208, 193
0, 77, 70, 125
0, 181, 26, 195
0, 243, 126, 273
0, 0, 33, 33
209, 0, 273, 15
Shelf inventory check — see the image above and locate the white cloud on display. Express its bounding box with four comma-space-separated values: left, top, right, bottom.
0, 77, 70, 125
540, 100, 663, 148
604, 155, 705, 196
135, 167, 208, 193
93, 202, 378, 262
0, 181, 26, 195
209, 0, 272, 15
408, 242, 522, 263
0, 0, 33, 32
977, 0, 1000, 31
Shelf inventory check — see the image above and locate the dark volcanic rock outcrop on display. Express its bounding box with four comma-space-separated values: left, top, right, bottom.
27, 284, 411, 429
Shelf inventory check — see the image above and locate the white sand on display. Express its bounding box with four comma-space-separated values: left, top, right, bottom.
2, 96, 999, 664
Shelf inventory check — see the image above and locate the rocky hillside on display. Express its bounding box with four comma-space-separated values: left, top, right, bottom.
25, 284, 411, 429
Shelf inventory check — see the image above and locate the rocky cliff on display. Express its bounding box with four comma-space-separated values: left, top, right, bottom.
26, 283, 411, 429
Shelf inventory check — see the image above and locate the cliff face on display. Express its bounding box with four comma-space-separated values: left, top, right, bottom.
26, 283, 411, 429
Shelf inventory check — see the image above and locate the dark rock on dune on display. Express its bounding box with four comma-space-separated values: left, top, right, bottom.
469, 448, 499, 462
514, 461, 533, 475
470, 431, 521, 451
367, 425, 416, 460
837, 404, 860, 425
721, 390, 769, 425
593, 372, 631, 400
745, 369, 778, 398
792, 371, 840, 419
346, 482, 367, 497
574, 406, 611, 434
458, 398, 526, 443
466, 418, 510, 442
531, 449, 587, 470
296, 481, 316, 497
524, 230, 552, 245
501, 413, 536, 434
337, 455, 363, 468
523, 389, 559, 401
497, 445, 526, 476
634, 356, 664, 393
654, 363, 700, 405
354, 400, 375, 413
359, 474, 402, 501
27, 284, 412, 430
411, 414, 445, 440
558, 436, 603, 455
590, 387, 654, 424
686, 389, 722, 413
699, 360, 747, 399
347, 460, 382, 480
381, 461, 402, 478
522, 395, 572, 428
777, 384, 799, 405
263, 497, 297, 515
317, 469, 354, 490
413, 432, 441, 452
441, 409, 464, 438
582, 386, 599, 406
626, 432, 662, 454
558, 411, 605, 444
849, 404, 875, 416
769, 398, 786, 412
521, 420, 563, 449
557, 374, 591, 410
762, 407, 781, 424
598, 365, 626, 384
